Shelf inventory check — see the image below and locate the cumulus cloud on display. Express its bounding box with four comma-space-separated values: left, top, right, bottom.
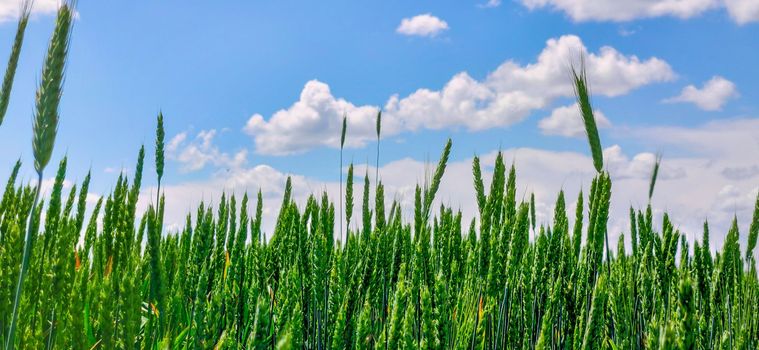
396, 13, 449, 37
0, 0, 62, 23
664, 76, 738, 111
167, 129, 248, 172
725, 0, 759, 24
243, 81, 383, 155
538, 103, 611, 137
604, 145, 686, 180
244, 35, 674, 155
520, 0, 758, 24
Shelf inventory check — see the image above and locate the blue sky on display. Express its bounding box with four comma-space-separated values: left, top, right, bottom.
0, 0, 757, 250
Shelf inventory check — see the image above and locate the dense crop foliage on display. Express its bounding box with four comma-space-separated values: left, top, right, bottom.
1, 2, 758, 349
0, 137, 757, 349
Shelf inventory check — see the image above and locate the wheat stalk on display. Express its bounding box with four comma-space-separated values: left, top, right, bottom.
6, 3, 74, 349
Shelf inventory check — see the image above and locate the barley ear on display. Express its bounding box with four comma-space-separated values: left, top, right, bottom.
0, 0, 32, 126
32, 2, 74, 175
571, 58, 603, 173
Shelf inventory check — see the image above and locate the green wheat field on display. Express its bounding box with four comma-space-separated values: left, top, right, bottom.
1, 3, 758, 350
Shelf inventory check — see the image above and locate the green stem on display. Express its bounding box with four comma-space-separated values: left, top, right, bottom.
340, 149, 343, 243
5, 171, 42, 350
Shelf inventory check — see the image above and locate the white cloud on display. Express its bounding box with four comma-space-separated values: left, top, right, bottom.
0, 0, 65, 23
167, 129, 248, 172
479, 0, 503, 8
396, 13, 449, 37
603, 145, 686, 180
520, 0, 719, 22
538, 103, 611, 137
628, 118, 759, 162
244, 35, 674, 155
520, 0, 759, 24
664, 76, 738, 111
243, 81, 382, 155
725, 0, 759, 24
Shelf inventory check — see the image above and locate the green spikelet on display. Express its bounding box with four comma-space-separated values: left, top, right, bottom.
355, 299, 372, 349
375, 181, 386, 232
571, 59, 603, 173
572, 189, 584, 260
400, 297, 416, 350
472, 155, 486, 216
155, 111, 165, 182
146, 205, 164, 344
331, 300, 349, 350
658, 323, 678, 350
679, 277, 697, 350
530, 192, 537, 231
387, 278, 407, 349
0, 0, 32, 126
346, 163, 354, 229
424, 138, 452, 217
420, 286, 439, 350
630, 207, 638, 256
0, 159, 22, 212
648, 153, 662, 202
340, 113, 347, 149
32, 3, 74, 175
747, 191, 759, 260
362, 171, 372, 238
375, 109, 381, 185
339, 114, 347, 242
74, 170, 91, 234
581, 274, 608, 349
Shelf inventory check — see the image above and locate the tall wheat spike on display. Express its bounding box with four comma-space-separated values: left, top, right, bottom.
155, 111, 165, 206
423, 138, 452, 219
6, 3, 74, 349
375, 109, 381, 187
0, 0, 32, 126
340, 113, 347, 241
571, 58, 603, 173
648, 153, 662, 202
747, 192, 759, 261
